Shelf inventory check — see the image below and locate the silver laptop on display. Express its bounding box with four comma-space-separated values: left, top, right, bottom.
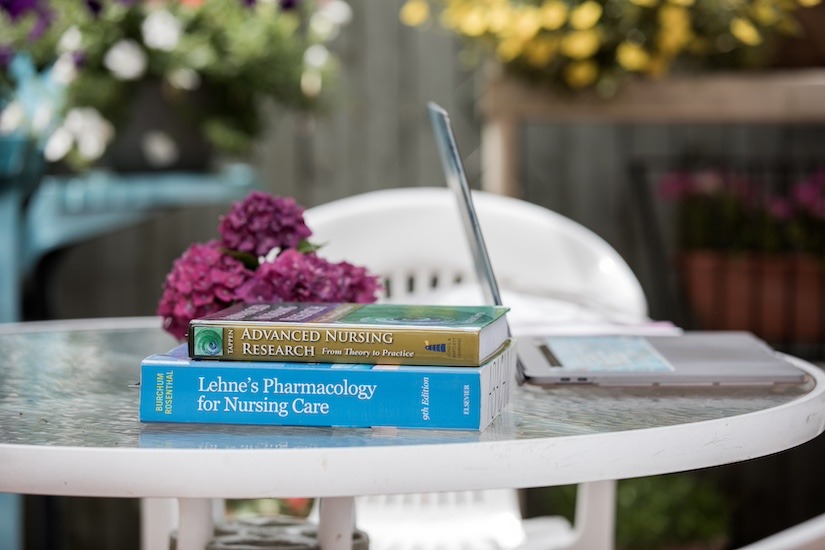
427, 102, 806, 387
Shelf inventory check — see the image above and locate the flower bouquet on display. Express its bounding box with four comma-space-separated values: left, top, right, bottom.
158, 191, 381, 340
400, 0, 820, 93
1, 0, 351, 169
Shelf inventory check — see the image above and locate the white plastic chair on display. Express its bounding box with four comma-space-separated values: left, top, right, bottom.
302, 186, 648, 550
304, 186, 647, 328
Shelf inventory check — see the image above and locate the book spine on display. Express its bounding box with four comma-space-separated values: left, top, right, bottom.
140, 363, 489, 430
189, 324, 482, 366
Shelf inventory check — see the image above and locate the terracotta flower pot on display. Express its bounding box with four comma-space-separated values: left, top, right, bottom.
678, 251, 825, 344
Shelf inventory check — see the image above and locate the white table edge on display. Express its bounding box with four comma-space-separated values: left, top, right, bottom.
2, 359, 823, 500
3, 319, 823, 550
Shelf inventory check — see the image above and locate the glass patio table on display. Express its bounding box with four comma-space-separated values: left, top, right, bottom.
1, 318, 823, 550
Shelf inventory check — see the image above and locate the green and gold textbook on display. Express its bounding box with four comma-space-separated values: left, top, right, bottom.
188, 302, 510, 367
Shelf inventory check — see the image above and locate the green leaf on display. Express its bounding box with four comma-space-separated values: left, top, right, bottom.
296, 240, 324, 254
222, 249, 259, 270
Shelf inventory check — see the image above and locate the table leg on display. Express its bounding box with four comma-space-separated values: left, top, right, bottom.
570, 480, 617, 550
141, 498, 178, 550
318, 497, 355, 550
176, 498, 214, 550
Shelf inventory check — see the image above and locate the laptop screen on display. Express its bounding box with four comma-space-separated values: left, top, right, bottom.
427, 102, 503, 307
427, 101, 526, 383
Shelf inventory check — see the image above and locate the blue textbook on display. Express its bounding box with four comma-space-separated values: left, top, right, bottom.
139, 340, 515, 431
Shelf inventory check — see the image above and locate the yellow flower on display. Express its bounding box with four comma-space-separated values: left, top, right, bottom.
524, 36, 558, 66
616, 41, 651, 71
798, 0, 822, 6
628, 0, 659, 8
487, 4, 515, 35
459, 6, 489, 37
570, 1, 603, 30
513, 7, 542, 40
439, 5, 464, 30
658, 4, 690, 29
657, 5, 691, 54
399, 0, 430, 27
496, 36, 527, 61
560, 29, 601, 59
541, 1, 568, 30
730, 17, 762, 45
751, 1, 780, 25
564, 60, 599, 88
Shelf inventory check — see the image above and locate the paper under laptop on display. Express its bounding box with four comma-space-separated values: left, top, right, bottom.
426, 102, 806, 387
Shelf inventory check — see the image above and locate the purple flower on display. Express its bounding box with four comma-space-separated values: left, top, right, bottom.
157, 241, 254, 340
658, 171, 692, 201
84, 0, 102, 16
1, 0, 40, 20
0, 0, 52, 39
235, 250, 380, 304
71, 50, 87, 68
792, 171, 825, 217
219, 191, 312, 257
158, 192, 381, 340
333, 260, 383, 303
767, 197, 793, 221
279, 0, 301, 9
0, 46, 13, 70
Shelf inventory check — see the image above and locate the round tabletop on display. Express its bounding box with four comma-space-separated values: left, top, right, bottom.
1, 318, 823, 500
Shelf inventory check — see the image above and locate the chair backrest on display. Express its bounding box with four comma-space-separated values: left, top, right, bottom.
303, 187, 648, 319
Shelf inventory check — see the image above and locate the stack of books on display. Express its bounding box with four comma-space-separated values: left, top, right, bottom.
139, 302, 516, 431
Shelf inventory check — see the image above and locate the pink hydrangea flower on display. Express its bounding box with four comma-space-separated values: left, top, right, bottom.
333, 260, 384, 303
657, 171, 692, 201
236, 249, 381, 304
767, 196, 793, 221
792, 173, 825, 218
219, 191, 312, 257
157, 240, 254, 340
158, 191, 382, 340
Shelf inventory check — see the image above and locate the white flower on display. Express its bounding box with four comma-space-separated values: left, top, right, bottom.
51, 53, 78, 85
77, 132, 108, 161
309, 13, 338, 41
104, 40, 147, 80
0, 101, 24, 134
303, 44, 330, 69
319, 0, 353, 26
167, 68, 201, 91
142, 10, 182, 52
44, 127, 74, 162
58, 26, 83, 53
142, 131, 179, 168
301, 69, 323, 97
310, 0, 352, 41
57, 107, 115, 161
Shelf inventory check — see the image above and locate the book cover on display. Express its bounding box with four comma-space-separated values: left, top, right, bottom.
188, 302, 510, 367
140, 340, 516, 431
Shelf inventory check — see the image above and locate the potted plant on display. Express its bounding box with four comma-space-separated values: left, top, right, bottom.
658, 166, 825, 343
399, 0, 819, 94
0, 0, 351, 171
